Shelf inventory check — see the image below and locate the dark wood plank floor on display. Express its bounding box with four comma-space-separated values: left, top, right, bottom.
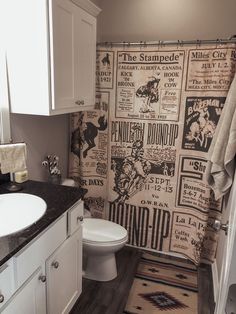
70, 247, 215, 314
70, 246, 142, 314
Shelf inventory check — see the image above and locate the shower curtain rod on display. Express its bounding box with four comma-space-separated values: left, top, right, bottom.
97, 37, 236, 47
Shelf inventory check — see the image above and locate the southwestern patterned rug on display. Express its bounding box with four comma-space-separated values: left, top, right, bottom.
124, 252, 198, 314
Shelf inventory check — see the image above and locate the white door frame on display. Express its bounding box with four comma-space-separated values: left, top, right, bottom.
215, 170, 236, 314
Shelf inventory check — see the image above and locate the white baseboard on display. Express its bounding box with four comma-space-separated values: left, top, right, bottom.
211, 260, 219, 303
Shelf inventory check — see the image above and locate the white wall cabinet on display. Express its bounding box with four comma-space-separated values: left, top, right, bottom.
5, 0, 100, 115
0, 200, 84, 314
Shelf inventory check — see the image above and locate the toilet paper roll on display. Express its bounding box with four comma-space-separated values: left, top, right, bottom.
61, 178, 76, 187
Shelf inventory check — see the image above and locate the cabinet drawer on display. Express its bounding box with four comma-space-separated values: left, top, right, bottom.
68, 200, 83, 236
14, 214, 67, 288
0, 260, 14, 309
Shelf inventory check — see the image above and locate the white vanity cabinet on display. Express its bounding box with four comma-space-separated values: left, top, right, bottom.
2, 267, 47, 314
0, 199, 84, 314
5, 0, 100, 115
46, 228, 82, 314
0, 260, 15, 309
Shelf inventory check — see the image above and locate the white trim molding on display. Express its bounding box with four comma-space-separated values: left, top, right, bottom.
71, 0, 101, 17
0, 54, 11, 144
211, 260, 219, 304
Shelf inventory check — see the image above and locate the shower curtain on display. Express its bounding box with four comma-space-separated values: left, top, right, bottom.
69, 43, 236, 264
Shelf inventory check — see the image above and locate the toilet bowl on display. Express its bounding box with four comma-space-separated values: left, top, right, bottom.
61, 180, 128, 281
82, 217, 128, 281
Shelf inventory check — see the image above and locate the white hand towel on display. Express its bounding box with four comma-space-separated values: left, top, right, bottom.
0, 143, 27, 174
206, 74, 236, 200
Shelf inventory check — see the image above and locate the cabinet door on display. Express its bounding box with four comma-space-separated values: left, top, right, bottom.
2, 267, 46, 314
46, 228, 82, 314
6, 0, 51, 115
49, 0, 80, 113
76, 7, 96, 109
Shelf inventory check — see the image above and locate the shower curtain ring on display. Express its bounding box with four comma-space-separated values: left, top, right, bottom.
196, 39, 201, 48
215, 38, 220, 48
158, 40, 164, 49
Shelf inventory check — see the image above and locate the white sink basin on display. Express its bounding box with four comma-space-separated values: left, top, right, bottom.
0, 193, 47, 237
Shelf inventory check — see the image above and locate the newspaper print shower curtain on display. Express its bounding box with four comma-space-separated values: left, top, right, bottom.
69, 43, 236, 264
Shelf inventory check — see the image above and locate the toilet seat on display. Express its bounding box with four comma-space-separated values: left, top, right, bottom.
83, 218, 128, 245
83, 236, 128, 246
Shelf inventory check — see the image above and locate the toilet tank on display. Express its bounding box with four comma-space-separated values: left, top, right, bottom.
61, 178, 91, 218
84, 209, 92, 218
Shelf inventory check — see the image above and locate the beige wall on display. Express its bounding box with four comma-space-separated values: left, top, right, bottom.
97, 0, 236, 42
11, 114, 70, 181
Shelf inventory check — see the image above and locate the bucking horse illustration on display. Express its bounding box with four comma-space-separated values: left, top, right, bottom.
136, 76, 160, 113
71, 115, 108, 159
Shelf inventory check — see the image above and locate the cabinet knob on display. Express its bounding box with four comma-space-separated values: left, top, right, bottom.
0, 294, 4, 303
77, 216, 83, 223
51, 261, 60, 269
75, 100, 85, 106
39, 275, 46, 283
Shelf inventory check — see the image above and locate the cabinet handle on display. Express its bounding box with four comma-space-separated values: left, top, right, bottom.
75, 100, 85, 106
0, 294, 4, 303
51, 261, 59, 269
39, 275, 46, 283
77, 216, 83, 223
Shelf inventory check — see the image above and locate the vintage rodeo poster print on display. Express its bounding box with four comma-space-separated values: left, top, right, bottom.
115, 50, 185, 121
169, 210, 219, 263
96, 50, 115, 89
109, 120, 178, 203
176, 156, 223, 213
107, 118, 179, 253
186, 47, 236, 91
182, 96, 225, 152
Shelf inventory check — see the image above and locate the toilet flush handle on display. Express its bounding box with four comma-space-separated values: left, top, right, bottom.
38, 275, 46, 283
77, 216, 83, 223
51, 261, 59, 269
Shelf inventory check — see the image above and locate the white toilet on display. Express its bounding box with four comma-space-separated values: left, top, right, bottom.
61, 179, 128, 281
82, 211, 128, 281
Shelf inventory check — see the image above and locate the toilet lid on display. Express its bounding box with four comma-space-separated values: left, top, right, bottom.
83, 218, 127, 243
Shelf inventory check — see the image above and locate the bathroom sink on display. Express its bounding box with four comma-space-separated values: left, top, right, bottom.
0, 193, 47, 237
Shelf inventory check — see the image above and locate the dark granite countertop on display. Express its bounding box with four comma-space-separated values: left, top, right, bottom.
0, 180, 83, 267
